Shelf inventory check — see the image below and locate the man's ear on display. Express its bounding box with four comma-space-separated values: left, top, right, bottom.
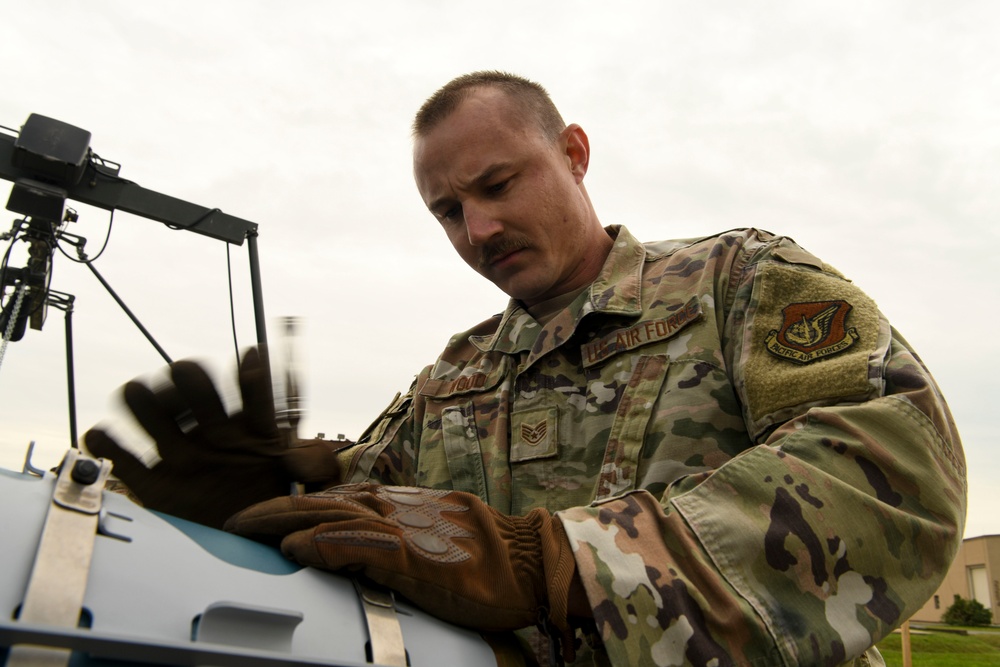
561, 124, 590, 183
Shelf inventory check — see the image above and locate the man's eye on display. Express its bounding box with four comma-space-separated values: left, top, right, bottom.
441, 204, 462, 221
487, 180, 508, 195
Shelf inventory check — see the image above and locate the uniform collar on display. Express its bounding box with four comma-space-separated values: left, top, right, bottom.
471, 225, 646, 356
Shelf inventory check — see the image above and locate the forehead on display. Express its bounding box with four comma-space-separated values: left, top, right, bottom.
413, 90, 544, 174
422, 86, 536, 138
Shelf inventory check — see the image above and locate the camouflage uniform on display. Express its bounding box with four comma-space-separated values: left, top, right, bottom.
338, 226, 966, 666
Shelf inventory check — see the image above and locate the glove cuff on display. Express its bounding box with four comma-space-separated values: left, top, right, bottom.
281, 439, 346, 488
538, 514, 580, 663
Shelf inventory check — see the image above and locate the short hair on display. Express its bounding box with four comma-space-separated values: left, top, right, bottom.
413, 71, 566, 141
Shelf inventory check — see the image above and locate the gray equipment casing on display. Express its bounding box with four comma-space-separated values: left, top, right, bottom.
0, 464, 505, 666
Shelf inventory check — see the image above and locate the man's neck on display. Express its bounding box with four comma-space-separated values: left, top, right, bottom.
523, 287, 588, 326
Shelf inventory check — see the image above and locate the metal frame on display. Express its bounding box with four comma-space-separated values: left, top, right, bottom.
0, 127, 268, 347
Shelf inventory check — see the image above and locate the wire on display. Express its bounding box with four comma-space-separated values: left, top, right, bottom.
86, 152, 135, 185
56, 208, 115, 264
89, 151, 216, 233
1, 170, 244, 372
226, 243, 241, 370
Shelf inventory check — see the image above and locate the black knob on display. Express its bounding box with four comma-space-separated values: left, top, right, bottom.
71, 459, 100, 485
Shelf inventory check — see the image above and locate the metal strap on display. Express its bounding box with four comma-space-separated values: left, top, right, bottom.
353, 580, 407, 666
7, 449, 111, 667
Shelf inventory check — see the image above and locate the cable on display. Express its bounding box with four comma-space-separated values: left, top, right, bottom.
56, 208, 114, 264
86, 152, 134, 185
227, 243, 241, 370
2, 197, 244, 373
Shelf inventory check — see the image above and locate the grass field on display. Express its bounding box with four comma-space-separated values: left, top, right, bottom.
875, 625, 1000, 667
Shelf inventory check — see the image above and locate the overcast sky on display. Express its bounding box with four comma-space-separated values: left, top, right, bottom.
1, 1, 996, 538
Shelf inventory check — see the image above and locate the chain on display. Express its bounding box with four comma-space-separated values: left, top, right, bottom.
0, 282, 28, 372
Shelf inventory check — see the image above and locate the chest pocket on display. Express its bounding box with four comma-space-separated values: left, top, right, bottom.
439, 402, 489, 500
419, 359, 509, 503
594, 354, 670, 501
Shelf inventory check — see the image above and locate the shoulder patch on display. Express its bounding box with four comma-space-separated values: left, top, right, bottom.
739, 262, 884, 438
765, 300, 859, 364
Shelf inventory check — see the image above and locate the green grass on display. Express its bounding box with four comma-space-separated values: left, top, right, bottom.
876, 625, 1000, 667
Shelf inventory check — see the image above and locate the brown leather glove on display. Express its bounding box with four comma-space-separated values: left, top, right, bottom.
84, 347, 342, 529
224, 484, 579, 636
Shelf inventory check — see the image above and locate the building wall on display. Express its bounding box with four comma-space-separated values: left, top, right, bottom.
910, 535, 1000, 624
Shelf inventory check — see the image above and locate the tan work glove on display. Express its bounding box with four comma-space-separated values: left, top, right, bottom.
84, 347, 342, 529
225, 484, 579, 637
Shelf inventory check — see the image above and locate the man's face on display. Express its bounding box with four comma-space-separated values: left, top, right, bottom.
413, 89, 604, 306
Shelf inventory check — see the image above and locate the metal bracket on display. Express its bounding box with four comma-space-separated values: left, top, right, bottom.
6, 449, 111, 667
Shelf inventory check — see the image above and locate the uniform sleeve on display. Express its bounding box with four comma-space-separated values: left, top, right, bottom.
334, 368, 429, 486
556, 241, 966, 666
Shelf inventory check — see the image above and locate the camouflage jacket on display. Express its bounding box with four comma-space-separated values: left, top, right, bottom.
338, 226, 966, 666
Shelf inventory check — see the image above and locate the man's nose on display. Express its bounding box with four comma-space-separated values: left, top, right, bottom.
464, 204, 503, 246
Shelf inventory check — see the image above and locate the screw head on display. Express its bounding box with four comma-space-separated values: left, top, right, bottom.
71, 459, 100, 485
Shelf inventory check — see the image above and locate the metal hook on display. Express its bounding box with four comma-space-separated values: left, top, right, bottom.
22, 441, 46, 477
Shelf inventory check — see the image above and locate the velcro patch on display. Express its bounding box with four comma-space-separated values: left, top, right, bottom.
742, 262, 881, 435
765, 300, 859, 364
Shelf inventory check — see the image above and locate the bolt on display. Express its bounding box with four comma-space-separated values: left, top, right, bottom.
71, 459, 100, 485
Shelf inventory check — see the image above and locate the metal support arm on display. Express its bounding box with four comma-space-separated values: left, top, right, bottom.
0, 132, 257, 246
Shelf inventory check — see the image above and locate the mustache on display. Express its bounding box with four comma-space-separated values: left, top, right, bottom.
478, 235, 530, 270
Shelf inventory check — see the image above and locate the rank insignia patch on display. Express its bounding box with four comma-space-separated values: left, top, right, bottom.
765, 300, 859, 364
511, 407, 559, 462
520, 421, 548, 446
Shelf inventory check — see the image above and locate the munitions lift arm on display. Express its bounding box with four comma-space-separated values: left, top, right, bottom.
0, 115, 269, 451
0, 121, 268, 346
